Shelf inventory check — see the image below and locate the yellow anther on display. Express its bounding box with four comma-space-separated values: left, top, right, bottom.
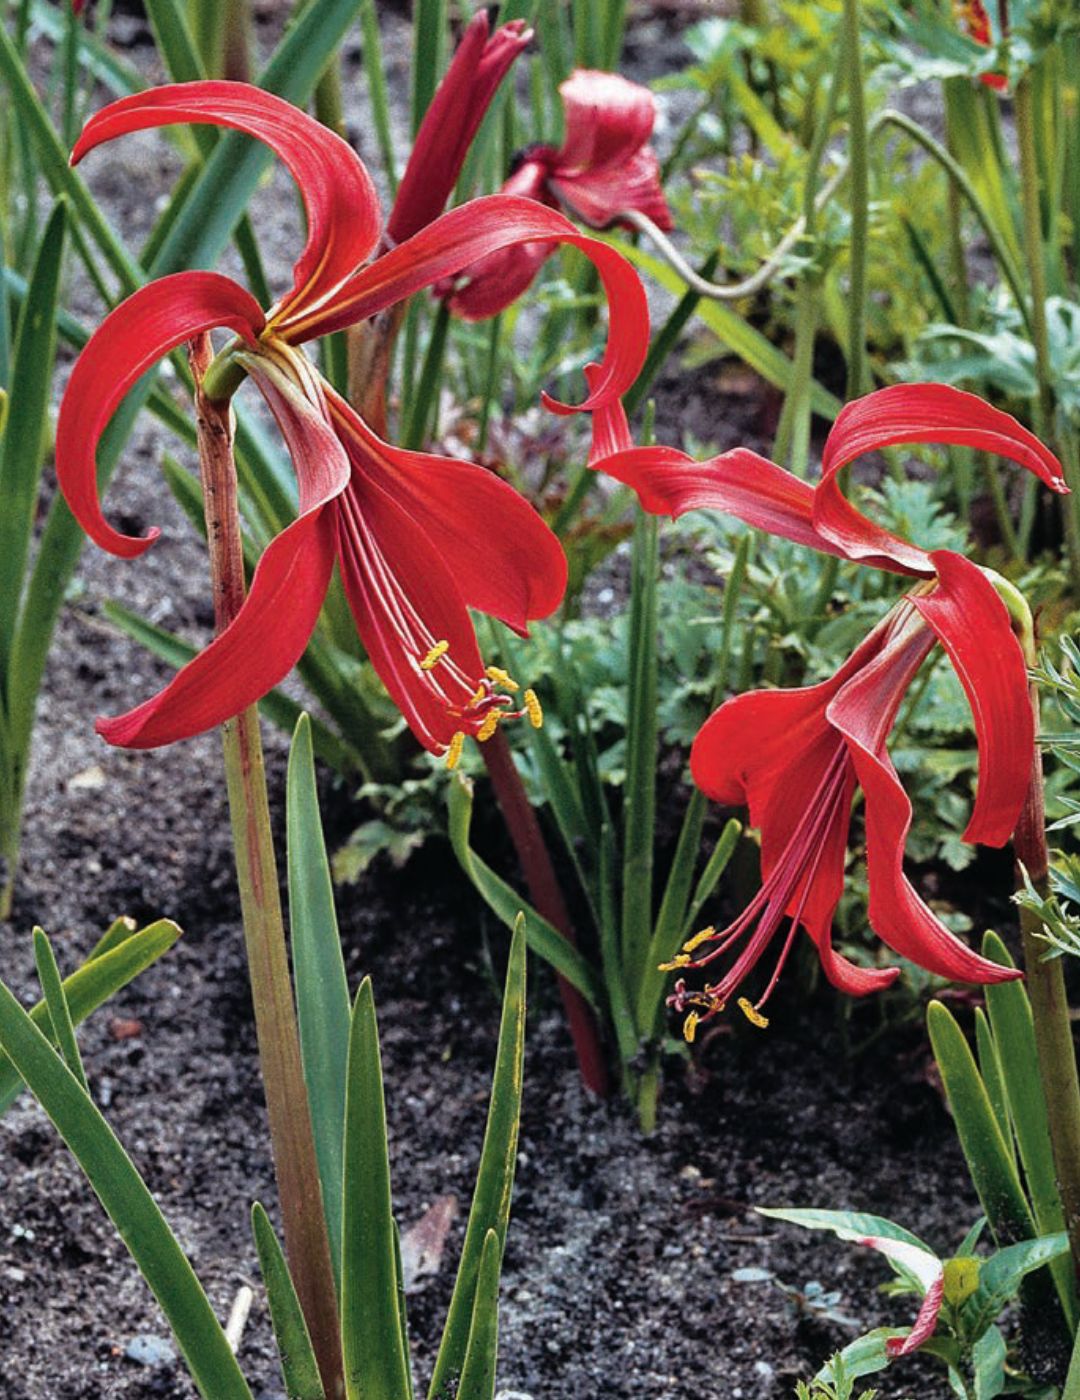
682, 925, 717, 954
737, 997, 769, 1030
683, 1011, 700, 1044
469, 684, 488, 707
420, 640, 450, 671
445, 732, 465, 770
477, 711, 501, 743
485, 665, 519, 692
523, 688, 543, 729
658, 953, 692, 972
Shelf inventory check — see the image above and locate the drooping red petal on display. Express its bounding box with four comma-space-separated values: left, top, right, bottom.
553, 148, 673, 231
325, 385, 567, 633
858, 1235, 945, 1357
584, 363, 634, 466
911, 551, 1033, 847
827, 609, 1022, 985
72, 81, 382, 317
556, 70, 656, 174
387, 12, 532, 244
814, 384, 1067, 574
283, 195, 649, 412
55, 271, 264, 559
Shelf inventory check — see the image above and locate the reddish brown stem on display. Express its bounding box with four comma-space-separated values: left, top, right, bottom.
482, 727, 610, 1096
190, 336, 344, 1396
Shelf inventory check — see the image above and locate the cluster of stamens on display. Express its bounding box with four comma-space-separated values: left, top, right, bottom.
418, 643, 543, 769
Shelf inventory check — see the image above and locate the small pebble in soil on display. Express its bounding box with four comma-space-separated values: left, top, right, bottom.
124, 1334, 177, 1367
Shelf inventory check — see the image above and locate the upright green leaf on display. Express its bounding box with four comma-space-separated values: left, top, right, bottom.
454, 1230, 501, 1400
287, 714, 352, 1292
0, 978, 252, 1400
32, 928, 88, 1093
974, 1008, 1012, 1163
429, 919, 526, 1399
410, 0, 447, 136
340, 979, 412, 1400
251, 1202, 325, 1400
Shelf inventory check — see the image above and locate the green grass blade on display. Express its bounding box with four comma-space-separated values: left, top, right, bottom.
88, 916, 140, 961
684, 818, 743, 935
0, 919, 182, 1114
0, 977, 253, 1400
341, 979, 412, 1400
410, 0, 447, 135
251, 1202, 326, 1400
447, 775, 602, 1007
453, 1230, 501, 1400
287, 714, 352, 1294
974, 1007, 1013, 1163
0, 199, 65, 682
359, 0, 397, 192
32, 928, 88, 1093
428, 919, 525, 1400
29, 0, 146, 97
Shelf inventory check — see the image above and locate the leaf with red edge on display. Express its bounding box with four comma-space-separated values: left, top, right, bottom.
71, 81, 382, 317
859, 1235, 945, 1357
55, 271, 264, 559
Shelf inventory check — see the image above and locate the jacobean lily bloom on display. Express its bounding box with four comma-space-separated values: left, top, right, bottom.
56, 82, 648, 756
591, 383, 1066, 1028
441, 69, 672, 321
954, 0, 1008, 90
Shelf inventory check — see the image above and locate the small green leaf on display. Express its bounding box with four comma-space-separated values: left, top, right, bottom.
758, 1205, 929, 1253
251, 1203, 325, 1400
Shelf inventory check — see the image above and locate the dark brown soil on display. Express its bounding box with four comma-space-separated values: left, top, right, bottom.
0, 6, 1011, 1399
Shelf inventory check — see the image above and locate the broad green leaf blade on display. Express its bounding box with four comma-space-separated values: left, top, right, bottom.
0, 977, 252, 1400
972, 1324, 1006, 1400
814, 1329, 906, 1384
0, 919, 182, 1114
982, 930, 1077, 1327
429, 919, 526, 1399
0, 199, 66, 680
454, 1230, 501, 1400
758, 1206, 930, 1253
447, 775, 602, 1007
977, 1233, 1070, 1309
32, 928, 88, 1092
251, 1202, 326, 1400
287, 714, 352, 1294
340, 978, 412, 1400
927, 1001, 1036, 1245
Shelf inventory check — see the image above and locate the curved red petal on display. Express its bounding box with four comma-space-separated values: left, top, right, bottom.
72, 81, 381, 316
556, 70, 656, 173
97, 509, 336, 748
911, 551, 1033, 847
584, 362, 634, 466
284, 195, 649, 410
859, 1236, 945, 1357
56, 271, 264, 559
827, 612, 1022, 984
814, 384, 1066, 573
326, 387, 567, 633
552, 148, 673, 231
388, 13, 532, 243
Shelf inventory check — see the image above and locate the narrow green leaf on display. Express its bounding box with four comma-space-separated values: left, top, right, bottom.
683, 818, 743, 938
410, 0, 447, 136
429, 919, 526, 1400
447, 775, 602, 1007
88, 916, 140, 961
974, 1008, 1013, 1164
29, 0, 146, 96
0, 978, 252, 1400
454, 1230, 501, 1400
358, 0, 398, 193
0, 200, 66, 681
287, 714, 351, 1294
32, 928, 88, 1093
340, 978, 412, 1400
251, 1202, 326, 1400
0, 919, 182, 1114
597, 823, 640, 1070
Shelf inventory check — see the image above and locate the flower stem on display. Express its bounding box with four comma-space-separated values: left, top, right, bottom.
841, 0, 869, 399
481, 729, 610, 1096
188, 335, 343, 1397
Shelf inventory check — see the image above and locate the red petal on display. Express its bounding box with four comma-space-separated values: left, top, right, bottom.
556, 70, 656, 174
325, 386, 567, 632
553, 147, 673, 231
55, 271, 264, 559
72, 81, 381, 317
98, 510, 336, 747
858, 1236, 945, 1357
387, 13, 532, 243
911, 551, 1033, 847
814, 384, 1067, 573
584, 362, 634, 466
285, 195, 649, 411
827, 610, 1022, 984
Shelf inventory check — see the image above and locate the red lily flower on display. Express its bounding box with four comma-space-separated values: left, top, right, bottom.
590, 383, 1067, 1025
56, 82, 648, 756
441, 69, 673, 321
386, 10, 532, 245
954, 0, 1008, 90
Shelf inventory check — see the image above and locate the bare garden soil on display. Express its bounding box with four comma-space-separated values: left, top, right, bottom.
0, 3, 1052, 1397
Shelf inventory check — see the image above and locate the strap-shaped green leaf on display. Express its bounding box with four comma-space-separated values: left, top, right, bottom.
454, 1230, 502, 1400
974, 1007, 1013, 1164
340, 978, 412, 1400
32, 929, 88, 1093
251, 1202, 325, 1400
287, 714, 352, 1293
429, 919, 526, 1399
0, 976, 252, 1399
0, 919, 181, 1114
447, 774, 602, 1007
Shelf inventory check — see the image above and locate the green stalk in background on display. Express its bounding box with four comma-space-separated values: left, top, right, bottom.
840, 0, 869, 399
